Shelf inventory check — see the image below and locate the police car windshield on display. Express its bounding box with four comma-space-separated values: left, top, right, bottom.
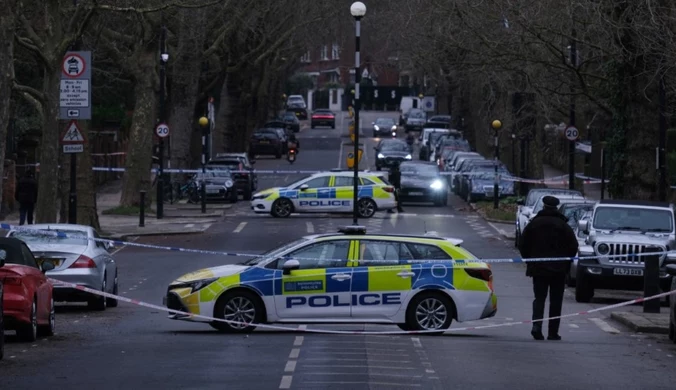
401, 164, 438, 177
240, 238, 310, 265
592, 207, 674, 233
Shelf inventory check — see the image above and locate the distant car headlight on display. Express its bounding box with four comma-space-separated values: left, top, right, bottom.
374, 125, 380, 131
225, 180, 234, 188
430, 180, 444, 190
405, 154, 412, 160
597, 243, 610, 255
377, 153, 385, 159
391, 125, 397, 131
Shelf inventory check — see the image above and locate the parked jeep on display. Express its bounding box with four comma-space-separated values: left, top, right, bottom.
575, 200, 676, 303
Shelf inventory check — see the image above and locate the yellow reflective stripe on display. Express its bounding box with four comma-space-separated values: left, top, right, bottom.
336, 189, 352, 199
368, 265, 412, 292
453, 269, 489, 292
329, 176, 335, 186
199, 273, 240, 302
282, 269, 327, 295
347, 240, 358, 267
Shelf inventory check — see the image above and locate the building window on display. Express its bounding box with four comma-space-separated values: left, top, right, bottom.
332, 44, 340, 60
320, 45, 328, 61
300, 51, 311, 63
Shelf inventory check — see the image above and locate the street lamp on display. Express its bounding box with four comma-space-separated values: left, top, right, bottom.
156, 26, 168, 219
350, 1, 366, 225
198, 116, 209, 214
491, 120, 502, 209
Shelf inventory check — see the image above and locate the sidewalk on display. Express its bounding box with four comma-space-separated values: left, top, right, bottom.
609, 311, 671, 334
1, 180, 229, 240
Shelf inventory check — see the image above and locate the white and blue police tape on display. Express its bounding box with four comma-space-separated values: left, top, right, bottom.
2, 223, 670, 265
49, 277, 676, 335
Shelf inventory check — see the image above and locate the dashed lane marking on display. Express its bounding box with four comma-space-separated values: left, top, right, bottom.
589, 318, 621, 334
306, 221, 314, 233
233, 222, 247, 233
184, 223, 194, 228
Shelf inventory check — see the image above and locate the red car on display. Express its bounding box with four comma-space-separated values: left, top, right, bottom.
0, 237, 55, 342
310, 109, 336, 129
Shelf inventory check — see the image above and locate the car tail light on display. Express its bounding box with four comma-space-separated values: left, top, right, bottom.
3, 276, 22, 285
465, 268, 492, 282
69, 255, 97, 269
383, 186, 394, 193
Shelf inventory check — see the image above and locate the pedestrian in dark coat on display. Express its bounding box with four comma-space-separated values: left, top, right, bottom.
388, 164, 404, 213
15, 170, 38, 225
518, 195, 579, 341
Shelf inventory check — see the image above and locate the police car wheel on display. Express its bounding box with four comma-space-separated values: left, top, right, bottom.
271, 198, 294, 218
405, 292, 455, 333
357, 198, 377, 218
211, 290, 263, 333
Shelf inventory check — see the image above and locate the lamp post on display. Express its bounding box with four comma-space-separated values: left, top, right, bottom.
491, 120, 502, 209
350, 1, 366, 225
198, 116, 209, 214
156, 27, 168, 219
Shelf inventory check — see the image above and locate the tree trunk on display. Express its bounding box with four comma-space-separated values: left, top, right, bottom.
224, 71, 242, 152
58, 151, 68, 222
76, 121, 100, 229
119, 48, 157, 207
35, 69, 61, 222
168, 8, 208, 170
0, 3, 15, 207
212, 73, 229, 153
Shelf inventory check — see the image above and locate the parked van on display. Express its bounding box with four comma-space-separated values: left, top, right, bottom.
398, 97, 422, 125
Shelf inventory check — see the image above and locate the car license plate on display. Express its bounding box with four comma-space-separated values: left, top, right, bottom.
409, 191, 423, 196
259, 140, 269, 144
206, 188, 219, 194
613, 268, 643, 276
37, 258, 62, 267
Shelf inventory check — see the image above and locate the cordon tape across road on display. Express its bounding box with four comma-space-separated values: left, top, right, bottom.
48, 277, 676, 335
0, 223, 669, 265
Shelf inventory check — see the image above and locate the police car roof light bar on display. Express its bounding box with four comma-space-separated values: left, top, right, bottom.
338, 226, 367, 235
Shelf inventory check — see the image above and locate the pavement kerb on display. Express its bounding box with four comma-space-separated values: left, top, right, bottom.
468, 202, 516, 236
107, 230, 209, 241
609, 312, 670, 334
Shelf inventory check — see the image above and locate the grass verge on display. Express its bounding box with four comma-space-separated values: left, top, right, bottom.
474, 199, 517, 223
102, 205, 155, 216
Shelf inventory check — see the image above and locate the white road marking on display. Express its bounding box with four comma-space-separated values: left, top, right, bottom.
185, 223, 195, 228
293, 336, 304, 346
411, 337, 422, 348
569, 324, 580, 328
338, 139, 345, 168
589, 318, 621, 334
304, 382, 420, 387
390, 212, 397, 227
306, 222, 314, 233
233, 222, 247, 233
279, 376, 293, 389
284, 361, 297, 372
289, 349, 300, 359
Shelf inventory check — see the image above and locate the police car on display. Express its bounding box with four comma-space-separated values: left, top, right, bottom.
250, 170, 397, 218
164, 226, 497, 333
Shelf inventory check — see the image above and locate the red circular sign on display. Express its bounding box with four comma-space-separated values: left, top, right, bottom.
62, 54, 86, 78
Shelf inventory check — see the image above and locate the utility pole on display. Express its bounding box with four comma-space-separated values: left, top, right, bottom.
568, 29, 577, 191
156, 26, 168, 219
658, 76, 667, 202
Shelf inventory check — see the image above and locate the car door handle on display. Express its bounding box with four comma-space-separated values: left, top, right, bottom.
331, 274, 351, 281
397, 271, 415, 278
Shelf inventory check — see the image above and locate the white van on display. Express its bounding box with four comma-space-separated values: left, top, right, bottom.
398, 97, 422, 125
286, 95, 307, 109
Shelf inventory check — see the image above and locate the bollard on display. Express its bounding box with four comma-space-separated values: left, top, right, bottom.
201, 180, 207, 214
643, 252, 661, 313
139, 191, 146, 228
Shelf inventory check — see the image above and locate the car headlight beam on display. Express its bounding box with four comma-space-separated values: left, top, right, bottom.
374, 125, 380, 131
597, 243, 610, 255
225, 180, 234, 188
377, 153, 385, 159
430, 180, 444, 190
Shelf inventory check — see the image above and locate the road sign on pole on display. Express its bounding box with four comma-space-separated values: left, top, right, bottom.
155, 123, 170, 138
61, 120, 86, 154
60, 51, 92, 120
565, 126, 579, 141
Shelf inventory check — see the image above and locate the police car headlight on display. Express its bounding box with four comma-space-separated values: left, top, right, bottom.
377, 153, 385, 159
224, 180, 234, 188
597, 243, 610, 255
430, 180, 444, 190
374, 125, 380, 131
252, 193, 268, 200
405, 154, 412, 160
171, 277, 218, 294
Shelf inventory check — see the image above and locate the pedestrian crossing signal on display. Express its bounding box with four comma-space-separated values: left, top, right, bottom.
346, 149, 363, 169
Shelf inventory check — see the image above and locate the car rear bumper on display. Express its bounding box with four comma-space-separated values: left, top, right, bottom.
578, 260, 673, 291
48, 270, 102, 302
251, 145, 281, 155
2, 291, 32, 327
311, 120, 334, 126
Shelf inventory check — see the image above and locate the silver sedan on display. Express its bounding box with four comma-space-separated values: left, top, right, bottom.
7, 224, 118, 311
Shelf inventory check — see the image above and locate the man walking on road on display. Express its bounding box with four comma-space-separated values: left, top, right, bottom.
15, 170, 38, 225
519, 195, 578, 341
388, 164, 405, 213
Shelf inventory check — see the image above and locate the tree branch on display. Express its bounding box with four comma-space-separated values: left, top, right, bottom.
97, 0, 222, 14
59, 4, 99, 56
13, 82, 46, 105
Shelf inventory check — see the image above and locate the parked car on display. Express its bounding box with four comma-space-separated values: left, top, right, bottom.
372, 117, 398, 137
278, 112, 301, 133
374, 139, 413, 170
560, 203, 596, 287
576, 200, 676, 303
7, 224, 118, 311
399, 161, 448, 206
667, 263, 676, 342
310, 109, 336, 129
0, 237, 55, 342
429, 131, 466, 161
249, 128, 284, 159
447, 154, 483, 190
286, 103, 307, 120
286, 95, 307, 108
419, 128, 451, 160
514, 188, 583, 247
427, 115, 451, 123
404, 109, 427, 132
196, 170, 239, 203
207, 153, 258, 200
453, 159, 507, 195
459, 171, 515, 203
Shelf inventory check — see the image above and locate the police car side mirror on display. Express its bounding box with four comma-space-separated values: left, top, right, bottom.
282, 259, 300, 275
578, 220, 589, 234
299, 184, 309, 191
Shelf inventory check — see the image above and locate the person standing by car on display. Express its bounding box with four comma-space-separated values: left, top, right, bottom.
519, 196, 578, 341
15, 170, 38, 225
388, 164, 405, 213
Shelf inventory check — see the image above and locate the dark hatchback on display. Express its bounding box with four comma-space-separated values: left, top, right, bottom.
374, 139, 412, 170
278, 112, 301, 132
399, 161, 448, 206
207, 153, 258, 200
249, 129, 284, 159
287, 103, 307, 120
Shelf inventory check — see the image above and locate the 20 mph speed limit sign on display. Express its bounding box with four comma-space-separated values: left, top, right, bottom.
155, 123, 170, 138
565, 126, 579, 141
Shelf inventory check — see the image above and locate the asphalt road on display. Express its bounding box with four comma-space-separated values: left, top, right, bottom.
3, 111, 675, 389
